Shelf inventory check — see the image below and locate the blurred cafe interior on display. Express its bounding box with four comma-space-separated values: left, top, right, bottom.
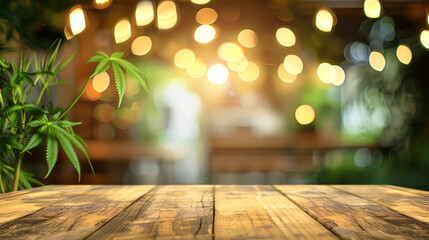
1, 0, 429, 189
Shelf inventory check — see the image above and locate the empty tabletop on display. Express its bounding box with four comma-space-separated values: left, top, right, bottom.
1, 185, 428, 239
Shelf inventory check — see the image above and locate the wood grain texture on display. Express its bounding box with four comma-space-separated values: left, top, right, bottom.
333, 185, 429, 225
86, 185, 213, 240
0, 185, 155, 240
214, 185, 337, 239
275, 185, 429, 240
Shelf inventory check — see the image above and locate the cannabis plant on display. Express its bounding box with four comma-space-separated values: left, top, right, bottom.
0, 40, 147, 192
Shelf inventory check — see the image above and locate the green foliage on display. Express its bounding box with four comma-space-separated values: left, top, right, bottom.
0, 40, 147, 192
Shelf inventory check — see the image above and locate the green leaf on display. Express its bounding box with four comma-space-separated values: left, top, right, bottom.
53, 127, 81, 180
47, 40, 61, 69
95, 51, 109, 58
48, 81, 71, 87
22, 103, 49, 114
27, 120, 46, 127
21, 132, 44, 154
86, 55, 105, 63
112, 58, 148, 92
75, 134, 94, 174
110, 52, 124, 58
21, 73, 35, 87
111, 62, 125, 108
54, 120, 81, 127
3, 105, 22, 114
90, 59, 110, 79
45, 131, 58, 178
51, 125, 88, 161
0, 58, 9, 68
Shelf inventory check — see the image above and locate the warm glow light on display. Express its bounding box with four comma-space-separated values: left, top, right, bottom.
136, 0, 154, 26
92, 72, 110, 92
427, 13, 429, 25
94, 104, 114, 123
69, 5, 86, 35
227, 56, 248, 72
238, 61, 259, 82
207, 64, 228, 84
315, 8, 334, 32
328, 65, 345, 86
64, 27, 73, 40
94, 0, 111, 9
196, 8, 218, 24
317, 62, 332, 83
114, 18, 132, 43
157, 0, 177, 30
174, 49, 195, 69
364, 0, 381, 18
194, 24, 216, 44
283, 54, 303, 75
191, 0, 211, 5
276, 27, 295, 47
186, 58, 207, 78
396, 45, 412, 65
369, 51, 385, 71
278, 63, 297, 83
420, 30, 429, 49
218, 42, 244, 61
237, 29, 257, 48
295, 104, 315, 125
131, 36, 152, 56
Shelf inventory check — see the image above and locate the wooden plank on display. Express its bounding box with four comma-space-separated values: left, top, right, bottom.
333, 185, 429, 225
388, 185, 429, 197
275, 185, 429, 239
86, 185, 213, 240
0, 185, 155, 240
0, 185, 99, 224
214, 185, 337, 239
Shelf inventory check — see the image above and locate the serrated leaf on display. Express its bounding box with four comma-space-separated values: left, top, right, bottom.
75, 134, 94, 174
90, 59, 110, 79
22, 103, 49, 114
21, 132, 43, 154
86, 55, 105, 63
27, 120, 46, 127
110, 52, 124, 58
52, 127, 81, 180
112, 58, 148, 91
95, 51, 110, 58
3, 105, 22, 114
54, 120, 81, 127
111, 62, 125, 108
45, 131, 58, 178
51, 125, 89, 162
48, 81, 71, 87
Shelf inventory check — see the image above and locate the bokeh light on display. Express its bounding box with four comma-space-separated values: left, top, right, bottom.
92, 72, 110, 92
69, 5, 86, 35
295, 104, 315, 125
207, 64, 228, 84
237, 29, 258, 48
131, 36, 152, 56
420, 30, 429, 49
278, 63, 297, 83
186, 58, 207, 78
328, 65, 346, 86
276, 27, 296, 47
157, 0, 177, 30
227, 56, 248, 72
64, 26, 73, 40
194, 24, 216, 44
94, 0, 111, 9
191, 0, 211, 5
196, 8, 218, 25
369, 51, 385, 71
317, 62, 332, 83
217, 42, 244, 61
238, 61, 260, 82
315, 8, 334, 32
174, 49, 196, 69
114, 18, 132, 43
396, 45, 412, 65
283, 54, 303, 75
94, 104, 114, 123
364, 0, 381, 18
135, 0, 154, 26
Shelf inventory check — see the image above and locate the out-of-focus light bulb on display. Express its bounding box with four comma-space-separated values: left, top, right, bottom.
315, 8, 334, 32
227, 56, 248, 72
364, 0, 381, 18
191, 0, 211, 5
114, 18, 132, 43
94, 0, 112, 9
276, 27, 295, 47
196, 8, 218, 25
369, 51, 385, 71
136, 0, 154, 26
157, 0, 177, 30
174, 49, 195, 69
295, 104, 315, 125
238, 61, 260, 82
92, 72, 110, 92
420, 30, 429, 49
131, 36, 152, 56
186, 58, 207, 78
396, 45, 412, 65
328, 65, 345, 86
217, 42, 244, 61
207, 64, 228, 84
194, 24, 216, 44
283, 54, 303, 75
278, 63, 297, 83
237, 29, 257, 48
69, 5, 86, 35
317, 62, 332, 83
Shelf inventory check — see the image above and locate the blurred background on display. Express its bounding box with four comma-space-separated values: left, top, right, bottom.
1, 0, 428, 189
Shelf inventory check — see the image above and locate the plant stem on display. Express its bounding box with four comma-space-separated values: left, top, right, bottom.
55, 77, 91, 121
12, 154, 23, 191
36, 84, 48, 105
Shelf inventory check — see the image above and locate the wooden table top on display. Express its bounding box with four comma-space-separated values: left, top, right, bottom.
1, 185, 428, 239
